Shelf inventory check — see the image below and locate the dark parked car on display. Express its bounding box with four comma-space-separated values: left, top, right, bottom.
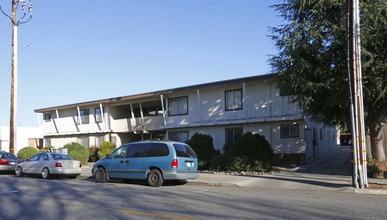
0, 151, 23, 172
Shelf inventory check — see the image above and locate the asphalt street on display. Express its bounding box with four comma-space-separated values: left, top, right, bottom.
0, 146, 386, 219
80, 146, 387, 195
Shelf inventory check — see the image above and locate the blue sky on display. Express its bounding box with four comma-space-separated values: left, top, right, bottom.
0, 0, 282, 127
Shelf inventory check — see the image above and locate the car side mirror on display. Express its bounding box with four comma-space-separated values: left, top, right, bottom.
106, 154, 110, 159
26, 159, 29, 161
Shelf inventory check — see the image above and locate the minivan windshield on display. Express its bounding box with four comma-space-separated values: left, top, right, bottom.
173, 144, 197, 158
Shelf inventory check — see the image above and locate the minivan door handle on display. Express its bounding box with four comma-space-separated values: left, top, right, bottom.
125, 160, 129, 163
120, 160, 124, 163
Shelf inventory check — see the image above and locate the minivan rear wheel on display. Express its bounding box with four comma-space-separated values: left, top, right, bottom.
147, 169, 163, 187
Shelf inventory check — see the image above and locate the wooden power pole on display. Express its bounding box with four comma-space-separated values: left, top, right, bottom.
0, 0, 33, 154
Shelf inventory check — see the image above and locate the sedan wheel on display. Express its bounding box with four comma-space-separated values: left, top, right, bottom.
15, 166, 23, 177
42, 167, 51, 179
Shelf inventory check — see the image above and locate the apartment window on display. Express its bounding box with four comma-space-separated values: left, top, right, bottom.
168, 131, 189, 143
94, 135, 105, 147
44, 113, 51, 122
95, 107, 104, 123
78, 109, 90, 124
168, 96, 188, 116
44, 138, 51, 147
225, 89, 242, 111
225, 127, 243, 145
281, 124, 299, 138
78, 136, 89, 148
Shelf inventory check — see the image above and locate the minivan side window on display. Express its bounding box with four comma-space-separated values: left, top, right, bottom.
110, 146, 128, 159
173, 144, 197, 158
126, 143, 146, 158
146, 143, 169, 157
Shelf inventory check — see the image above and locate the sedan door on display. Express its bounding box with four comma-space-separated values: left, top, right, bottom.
21, 153, 41, 174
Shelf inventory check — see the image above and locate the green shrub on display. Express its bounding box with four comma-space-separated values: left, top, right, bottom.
17, 147, 39, 160
62, 142, 89, 165
212, 132, 274, 172
367, 157, 383, 178
98, 141, 115, 159
209, 154, 234, 171
88, 146, 99, 162
39, 145, 54, 153
186, 133, 217, 170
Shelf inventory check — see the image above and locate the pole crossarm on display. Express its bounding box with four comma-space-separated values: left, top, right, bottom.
0, 0, 33, 26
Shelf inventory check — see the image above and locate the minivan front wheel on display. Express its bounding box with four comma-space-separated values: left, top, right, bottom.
147, 169, 164, 187
95, 168, 106, 183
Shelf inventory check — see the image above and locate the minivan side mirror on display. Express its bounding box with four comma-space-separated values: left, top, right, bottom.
106, 154, 110, 159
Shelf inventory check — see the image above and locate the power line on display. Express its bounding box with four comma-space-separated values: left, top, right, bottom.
18, 0, 97, 53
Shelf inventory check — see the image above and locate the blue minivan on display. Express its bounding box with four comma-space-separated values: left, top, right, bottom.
92, 141, 199, 187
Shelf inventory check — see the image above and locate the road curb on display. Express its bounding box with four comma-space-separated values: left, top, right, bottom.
355, 189, 387, 195
186, 181, 240, 188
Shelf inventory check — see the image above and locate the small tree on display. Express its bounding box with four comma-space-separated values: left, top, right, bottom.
218, 132, 274, 172
186, 133, 217, 170
62, 142, 89, 165
17, 147, 39, 160
98, 141, 115, 159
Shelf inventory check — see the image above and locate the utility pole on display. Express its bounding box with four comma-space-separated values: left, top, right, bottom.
0, 0, 33, 154
347, 0, 368, 189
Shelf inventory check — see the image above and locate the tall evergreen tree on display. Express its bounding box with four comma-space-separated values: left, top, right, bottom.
269, 0, 387, 161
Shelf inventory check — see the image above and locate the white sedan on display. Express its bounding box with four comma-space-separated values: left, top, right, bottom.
15, 153, 82, 179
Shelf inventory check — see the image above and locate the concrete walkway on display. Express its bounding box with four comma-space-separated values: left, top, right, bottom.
81, 148, 387, 195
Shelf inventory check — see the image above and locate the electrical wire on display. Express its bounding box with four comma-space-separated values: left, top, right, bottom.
18, 0, 97, 53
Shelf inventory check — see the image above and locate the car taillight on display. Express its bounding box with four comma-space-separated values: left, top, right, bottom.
55, 162, 62, 167
0, 160, 9, 165
171, 159, 178, 168
79, 163, 82, 168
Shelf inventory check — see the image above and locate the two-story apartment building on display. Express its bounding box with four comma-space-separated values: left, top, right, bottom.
34, 74, 339, 164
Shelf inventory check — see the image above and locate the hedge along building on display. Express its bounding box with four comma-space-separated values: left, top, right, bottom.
34, 74, 339, 164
